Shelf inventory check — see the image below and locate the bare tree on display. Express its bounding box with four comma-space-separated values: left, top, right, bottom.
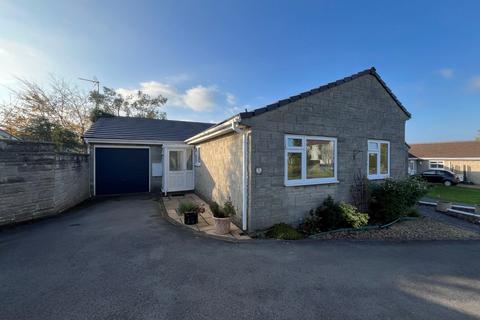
0, 75, 93, 139
0, 76, 168, 149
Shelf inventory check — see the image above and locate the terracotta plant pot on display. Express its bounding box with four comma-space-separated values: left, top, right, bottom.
436, 201, 452, 213
213, 217, 231, 234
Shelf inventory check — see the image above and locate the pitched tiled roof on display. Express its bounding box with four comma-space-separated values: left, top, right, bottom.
238, 67, 411, 120
83, 117, 213, 141
409, 141, 480, 158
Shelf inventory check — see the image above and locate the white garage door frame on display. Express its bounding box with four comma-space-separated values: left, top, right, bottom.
93, 145, 151, 196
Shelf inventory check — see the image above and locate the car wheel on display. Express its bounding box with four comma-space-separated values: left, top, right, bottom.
444, 180, 452, 187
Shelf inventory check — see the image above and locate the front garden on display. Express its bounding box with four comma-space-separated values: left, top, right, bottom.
262, 176, 480, 240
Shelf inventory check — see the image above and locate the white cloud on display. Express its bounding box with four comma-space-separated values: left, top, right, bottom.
468, 76, 480, 92
183, 85, 218, 111
0, 39, 52, 87
117, 82, 233, 112
437, 68, 454, 79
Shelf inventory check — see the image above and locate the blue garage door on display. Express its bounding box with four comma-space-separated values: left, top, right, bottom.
95, 148, 149, 195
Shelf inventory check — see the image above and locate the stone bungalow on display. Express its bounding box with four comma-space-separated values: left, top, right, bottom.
408, 141, 480, 184
84, 67, 410, 232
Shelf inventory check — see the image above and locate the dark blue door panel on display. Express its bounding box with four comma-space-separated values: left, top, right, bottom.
95, 148, 149, 195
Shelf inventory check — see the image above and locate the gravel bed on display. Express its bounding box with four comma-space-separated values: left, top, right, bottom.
311, 217, 480, 241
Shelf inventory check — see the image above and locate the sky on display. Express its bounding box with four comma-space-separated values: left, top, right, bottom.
0, 0, 479, 143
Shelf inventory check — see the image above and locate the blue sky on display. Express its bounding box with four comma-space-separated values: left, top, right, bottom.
0, 0, 479, 143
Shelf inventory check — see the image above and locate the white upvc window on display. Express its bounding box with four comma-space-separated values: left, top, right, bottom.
429, 160, 444, 169
284, 135, 338, 186
367, 140, 390, 180
194, 146, 201, 166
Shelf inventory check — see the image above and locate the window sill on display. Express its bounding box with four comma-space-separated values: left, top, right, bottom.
285, 179, 339, 187
367, 175, 390, 181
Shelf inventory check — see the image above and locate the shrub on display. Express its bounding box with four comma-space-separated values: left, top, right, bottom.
178, 201, 199, 214
209, 201, 236, 218
209, 202, 223, 217
405, 208, 421, 218
300, 196, 369, 234
339, 202, 369, 228
265, 223, 304, 240
368, 176, 428, 223
223, 201, 236, 217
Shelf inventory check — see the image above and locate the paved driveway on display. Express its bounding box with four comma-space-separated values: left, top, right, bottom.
1, 196, 480, 320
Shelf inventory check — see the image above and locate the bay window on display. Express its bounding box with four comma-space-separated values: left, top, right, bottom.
285, 135, 337, 186
367, 140, 390, 179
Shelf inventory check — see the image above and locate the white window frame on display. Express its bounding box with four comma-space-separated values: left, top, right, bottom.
429, 160, 444, 169
284, 134, 338, 186
194, 146, 201, 167
367, 139, 390, 180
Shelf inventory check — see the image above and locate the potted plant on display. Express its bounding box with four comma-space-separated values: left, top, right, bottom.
436, 200, 452, 213
210, 201, 236, 234
178, 201, 204, 225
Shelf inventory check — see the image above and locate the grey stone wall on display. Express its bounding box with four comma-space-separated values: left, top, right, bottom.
194, 133, 244, 226
242, 74, 409, 230
0, 140, 90, 226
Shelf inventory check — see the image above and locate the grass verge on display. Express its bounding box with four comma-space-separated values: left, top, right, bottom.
426, 184, 480, 205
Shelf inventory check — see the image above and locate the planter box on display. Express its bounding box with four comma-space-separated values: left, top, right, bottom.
436, 201, 452, 213
213, 217, 231, 234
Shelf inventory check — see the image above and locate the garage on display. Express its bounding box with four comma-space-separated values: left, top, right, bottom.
95, 147, 150, 195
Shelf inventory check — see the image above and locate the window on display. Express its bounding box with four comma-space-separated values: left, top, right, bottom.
169, 151, 182, 171
194, 146, 201, 166
186, 149, 193, 170
367, 140, 390, 180
429, 160, 444, 169
284, 135, 337, 186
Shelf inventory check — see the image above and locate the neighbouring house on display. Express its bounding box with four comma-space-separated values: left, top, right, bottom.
0, 128, 19, 140
408, 141, 480, 184
83, 67, 410, 232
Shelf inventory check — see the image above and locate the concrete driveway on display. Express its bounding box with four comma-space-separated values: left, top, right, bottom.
1, 196, 480, 320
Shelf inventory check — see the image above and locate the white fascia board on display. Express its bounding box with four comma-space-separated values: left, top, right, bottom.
185, 116, 240, 144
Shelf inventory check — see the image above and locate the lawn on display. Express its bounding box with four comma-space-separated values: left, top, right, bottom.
426, 184, 480, 205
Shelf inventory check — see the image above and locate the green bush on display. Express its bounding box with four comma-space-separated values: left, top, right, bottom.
209, 202, 222, 216
339, 202, 370, 228
300, 196, 369, 234
178, 201, 199, 214
265, 223, 304, 240
223, 201, 236, 217
405, 208, 421, 218
368, 176, 428, 223
209, 201, 236, 218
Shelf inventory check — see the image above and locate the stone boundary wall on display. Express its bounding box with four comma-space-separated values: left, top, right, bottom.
0, 140, 90, 226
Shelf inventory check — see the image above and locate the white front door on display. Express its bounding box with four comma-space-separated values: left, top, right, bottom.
166, 147, 194, 192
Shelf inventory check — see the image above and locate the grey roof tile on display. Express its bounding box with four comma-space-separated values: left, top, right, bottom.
83, 117, 213, 141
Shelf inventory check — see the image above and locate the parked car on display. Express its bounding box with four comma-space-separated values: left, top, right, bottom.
419, 169, 461, 186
